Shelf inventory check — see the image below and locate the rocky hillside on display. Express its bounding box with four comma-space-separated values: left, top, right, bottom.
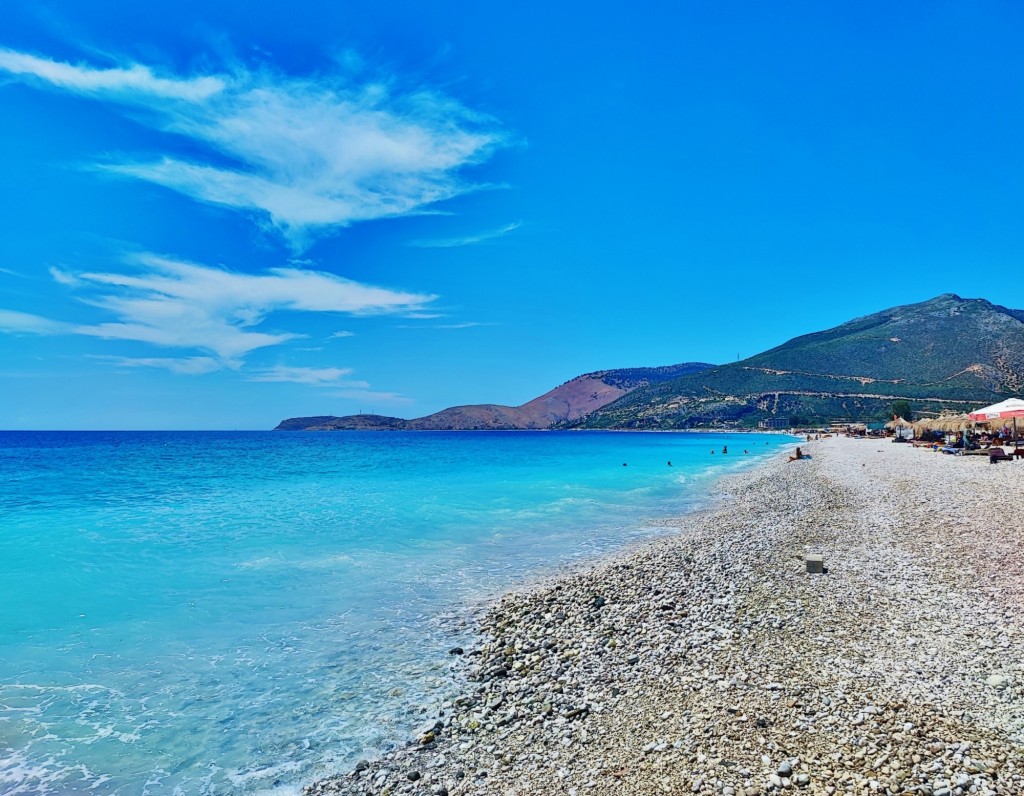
570, 294, 1024, 429
276, 362, 715, 431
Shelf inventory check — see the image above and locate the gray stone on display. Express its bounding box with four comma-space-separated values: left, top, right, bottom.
805, 555, 824, 574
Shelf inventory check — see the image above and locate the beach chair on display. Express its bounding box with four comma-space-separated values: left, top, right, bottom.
988, 447, 1012, 464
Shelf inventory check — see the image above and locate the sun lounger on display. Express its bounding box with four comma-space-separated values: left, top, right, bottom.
989, 447, 1013, 464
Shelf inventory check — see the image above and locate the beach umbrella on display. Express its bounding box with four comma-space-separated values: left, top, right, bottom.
940, 414, 971, 432
885, 416, 913, 440
912, 416, 944, 435
922, 414, 952, 431
968, 398, 1024, 443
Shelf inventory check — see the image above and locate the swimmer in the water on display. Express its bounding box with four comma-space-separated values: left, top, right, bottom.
722, 446, 728, 454
667, 461, 672, 466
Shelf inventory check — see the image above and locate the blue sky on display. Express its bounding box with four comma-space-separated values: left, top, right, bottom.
1, 1, 1022, 429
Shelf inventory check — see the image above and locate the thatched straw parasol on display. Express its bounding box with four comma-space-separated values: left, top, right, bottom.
938, 413, 979, 432
912, 417, 937, 433
913, 413, 986, 434
885, 417, 913, 430
912, 415, 948, 432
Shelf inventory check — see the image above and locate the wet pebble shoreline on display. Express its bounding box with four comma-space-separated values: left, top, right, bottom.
307, 436, 1024, 796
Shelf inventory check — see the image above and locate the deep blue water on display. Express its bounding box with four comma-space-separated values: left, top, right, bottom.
0, 430, 791, 794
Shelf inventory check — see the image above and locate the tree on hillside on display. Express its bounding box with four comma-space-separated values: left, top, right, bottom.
891, 399, 913, 421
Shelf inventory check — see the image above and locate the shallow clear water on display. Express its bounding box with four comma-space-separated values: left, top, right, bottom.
0, 430, 791, 794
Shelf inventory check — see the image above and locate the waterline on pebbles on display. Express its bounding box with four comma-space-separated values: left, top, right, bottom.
308, 436, 1024, 796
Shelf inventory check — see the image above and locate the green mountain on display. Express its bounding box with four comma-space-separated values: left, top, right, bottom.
568, 294, 1024, 429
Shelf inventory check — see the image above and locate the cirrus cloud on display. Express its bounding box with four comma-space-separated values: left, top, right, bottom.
0, 309, 73, 334
408, 221, 521, 249
0, 47, 509, 249
0, 49, 224, 100
0, 253, 436, 367
93, 355, 227, 375
247, 365, 357, 385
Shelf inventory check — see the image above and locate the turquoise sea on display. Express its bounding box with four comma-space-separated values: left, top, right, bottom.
0, 430, 791, 795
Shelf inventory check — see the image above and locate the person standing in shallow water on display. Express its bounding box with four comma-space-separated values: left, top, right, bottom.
722, 446, 728, 454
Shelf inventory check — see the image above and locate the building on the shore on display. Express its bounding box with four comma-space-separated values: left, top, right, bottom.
758, 417, 790, 429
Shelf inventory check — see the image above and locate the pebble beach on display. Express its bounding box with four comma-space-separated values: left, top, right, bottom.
308, 435, 1024, 796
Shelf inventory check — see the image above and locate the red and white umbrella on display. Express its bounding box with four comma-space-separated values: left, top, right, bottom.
969, 397, 1024, 443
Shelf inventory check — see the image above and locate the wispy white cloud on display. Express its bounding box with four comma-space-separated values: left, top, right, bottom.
329, 389, 413, 404
408, 221, 521, 248
95, 355, 227, 375
330, 330, 355, 338
0, 49, 224, 100
48, 266, 79, 286
69, 253, 435, 360
0, 309, 72, 334
0, 48, 509, 248
435, 321, 494, 329
397, 320, 494, 330
0, 253, 435, 369
247, 365, 355, 385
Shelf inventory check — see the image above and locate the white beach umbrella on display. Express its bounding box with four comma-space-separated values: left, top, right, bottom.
968, 398, 1024, 444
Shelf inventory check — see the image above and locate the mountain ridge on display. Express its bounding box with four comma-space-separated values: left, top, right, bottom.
568, 294, 1024, 429
275, 362, 715, 431
276, 295, 1024, 432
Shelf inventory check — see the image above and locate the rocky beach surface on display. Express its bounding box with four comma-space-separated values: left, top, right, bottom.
307, 435, 1024, 796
